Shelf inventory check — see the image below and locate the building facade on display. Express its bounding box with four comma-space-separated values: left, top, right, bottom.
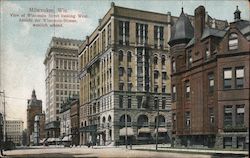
78, 3, 173, 146
59, 97, 71, 143
33, 113, 45, 145
44, 37, 82, 139
27, 89, 42, 145
169, 6, 249, 149
6, 120, 23, 145
70, 96, 80, 146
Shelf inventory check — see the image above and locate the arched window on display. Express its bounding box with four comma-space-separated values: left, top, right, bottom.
161, 55, 166, 66
229, 33, 238, 50
172, 60, 176, 73
154, 56, 158, 65
155, 115, 165, 127
119, 50, 123, 61
120, 114, 132, 127
108, 115, 111, 122
102, 116, 106, 123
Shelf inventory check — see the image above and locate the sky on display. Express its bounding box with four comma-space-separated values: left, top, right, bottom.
0, 0, 249, 129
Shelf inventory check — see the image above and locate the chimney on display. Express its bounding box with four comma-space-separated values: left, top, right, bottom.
234, 6, 241, 21
194, 6, 206, 41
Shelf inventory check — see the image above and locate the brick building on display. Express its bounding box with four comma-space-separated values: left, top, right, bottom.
70, 96, 80, 146
169, 6, 249, 149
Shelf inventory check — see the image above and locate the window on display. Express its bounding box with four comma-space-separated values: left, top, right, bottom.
127, 68, 132, 77
136, 23, 148, 45
154, 56, 158, 65
236, 105, 244, 126
162, 85, 166, 93
154, 70, 159, 79
237, 137, 245, 148
137, 96, 142, 108
162, 72, 167, 80
185, 112, 191, 128
119, 96, 123, 108
208, 73, 214, 93
154, 26, 164, 49
223, 137, 232, 148
172, 113, 176, 129
162, 55, 166, 66
128, 97, 131, 109
172, 85, 176, 101
185, 81, 190, 99
154, 85, 158, 93
187, 51, 192, 67
209, 108, 215, 125
172, 60, 176, 73
162, 99, 166, 109
127, 83, 132, 91
224, 106, 232, 127
229, 33, 238, 50
119, 83, 124, 91
107, 23, 111, 45
205, 47, 210, 60
223, 68, 232, 89
119, 67, 123, 76
154, 97, 158, 109
127, 51, 132, 62
119, 21, 129, 45
235, 67, 244, 88
119, 50, 123, 61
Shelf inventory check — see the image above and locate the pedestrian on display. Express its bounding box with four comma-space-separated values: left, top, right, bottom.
0, 140, 6, 157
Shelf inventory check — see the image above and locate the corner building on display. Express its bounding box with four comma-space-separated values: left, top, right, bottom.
169, 6, 249, 149
78, 3, 173, 146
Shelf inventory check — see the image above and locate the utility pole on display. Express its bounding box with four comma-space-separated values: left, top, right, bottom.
0, 90, 6, 142
125, 107, 127, 149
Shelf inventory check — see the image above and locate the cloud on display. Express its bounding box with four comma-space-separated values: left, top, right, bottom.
0, 1, 22, 14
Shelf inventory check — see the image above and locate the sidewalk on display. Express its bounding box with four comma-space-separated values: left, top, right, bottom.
130, 144, 249, 155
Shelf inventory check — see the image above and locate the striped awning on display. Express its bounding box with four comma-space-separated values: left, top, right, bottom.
154, 128, 167, 133
138, 127, 151, 134
119, 127, 134, 136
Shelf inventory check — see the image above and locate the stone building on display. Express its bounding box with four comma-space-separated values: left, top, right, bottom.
44, 37, 82, 139
27, 89, 42, 145
5, 120, 23, 145
70, 96, 80, 146
33, 113, 45, 145
78, 3, 174, 146
169, 6, 249, 149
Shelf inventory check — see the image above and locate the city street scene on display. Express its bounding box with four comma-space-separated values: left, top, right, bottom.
0, 0, 249, 157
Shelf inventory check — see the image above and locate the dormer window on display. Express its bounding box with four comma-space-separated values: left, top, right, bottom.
229, 33, 238, 50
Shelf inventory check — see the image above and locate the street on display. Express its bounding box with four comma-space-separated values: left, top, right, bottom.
2, 145, 249, 158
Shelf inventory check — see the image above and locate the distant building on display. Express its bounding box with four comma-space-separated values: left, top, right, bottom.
169, 6, 249, 149
27, 89, 42, 145
6, 120, 23, 145
44, 37, 82, 139
33, 113, 45, 145
70, 96, 80, 146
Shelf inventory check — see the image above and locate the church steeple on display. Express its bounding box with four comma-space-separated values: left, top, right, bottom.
234, 6, 241, 21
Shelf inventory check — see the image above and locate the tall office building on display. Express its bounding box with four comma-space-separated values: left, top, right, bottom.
44, 37, 82, 139
78, 3, 174, 146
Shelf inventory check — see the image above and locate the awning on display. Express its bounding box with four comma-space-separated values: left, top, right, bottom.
154, 128, 167, 133
119, 127, 134, 136
62, 135, 72, 141
47, 138, 61, 142
138, 127, 151, 134
40, 138, 47, 143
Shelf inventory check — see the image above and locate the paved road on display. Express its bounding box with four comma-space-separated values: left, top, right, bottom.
3, 147, 209, 158
3, 146, 248, 158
